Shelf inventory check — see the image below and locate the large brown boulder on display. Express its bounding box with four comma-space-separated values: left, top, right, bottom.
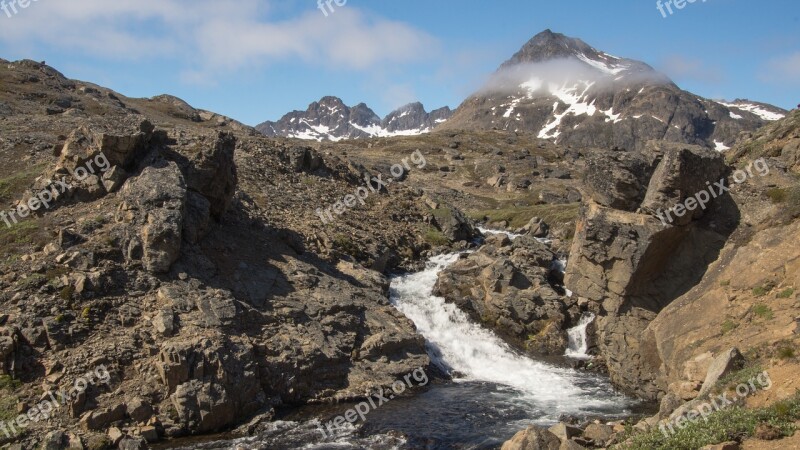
640, 143, 727, 225
501, 426, 562, 450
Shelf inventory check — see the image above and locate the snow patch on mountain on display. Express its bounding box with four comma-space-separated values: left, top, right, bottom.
717, 101, 785, 121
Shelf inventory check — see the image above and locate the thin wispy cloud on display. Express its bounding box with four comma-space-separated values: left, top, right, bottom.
0, 0, 439, 81
659, 55, 725, 83
760, 52, 800, 86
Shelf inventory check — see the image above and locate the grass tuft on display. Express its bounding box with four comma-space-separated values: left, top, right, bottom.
614, 393, 800, 450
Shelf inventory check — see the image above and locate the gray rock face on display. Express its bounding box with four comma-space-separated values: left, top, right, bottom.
583, 150, 655, 211
156, 339, 264, 433
183, 131, 237, 219
117, 161, 187, 273
255, 96, 452, 140
440, 30, 786, 151
565, 144, 736, 399
433, 234, 573, 355
640, 143, 728, 225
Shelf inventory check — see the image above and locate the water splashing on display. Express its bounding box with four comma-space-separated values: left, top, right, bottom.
565, 313, 596, 359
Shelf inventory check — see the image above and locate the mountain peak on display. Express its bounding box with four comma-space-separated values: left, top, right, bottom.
502, 30, 594, 67
256, 97, 452, 141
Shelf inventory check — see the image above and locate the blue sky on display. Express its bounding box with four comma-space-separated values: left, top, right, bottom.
1, 0, 798, 125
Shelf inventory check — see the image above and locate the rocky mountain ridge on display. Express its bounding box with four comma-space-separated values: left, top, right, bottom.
255, 96, 452, 141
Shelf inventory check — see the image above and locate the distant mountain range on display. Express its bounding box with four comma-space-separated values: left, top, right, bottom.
257, 30, 787, 150
255, 97, 452, 141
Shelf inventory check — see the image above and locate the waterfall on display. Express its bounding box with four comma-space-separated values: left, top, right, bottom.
565, 313, 596, 359
389, 254, 622, 417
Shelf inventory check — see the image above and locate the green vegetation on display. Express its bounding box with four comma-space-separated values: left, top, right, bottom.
720, 319, 738, 334
719, 280, 730, 287
59, 285, 75, 301
0, 219, 39, 246
777, 346, 795, 359
423, 227, 450, 246
332, 233, 360, 257
776, 288, 795, 299
614, 393, 800, 450
766, 187, 788, 203
0, 164, 46, 204
16, 273, 46, 290
752, 285, 770, 297
0, 375, 21, 422
751, 303, 774, 320
0, 218, 49, 259
713, 364, 763, 396
468, 202, 581, 230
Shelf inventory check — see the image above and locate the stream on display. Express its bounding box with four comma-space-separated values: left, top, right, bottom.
167, 235, 638, 449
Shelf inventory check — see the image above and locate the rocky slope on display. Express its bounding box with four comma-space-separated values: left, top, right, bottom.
499, 110, 800, 449
2, 55, 798, 450
439, 30, 787, 152
0, 59, 481, 449
255, 96, 452, 141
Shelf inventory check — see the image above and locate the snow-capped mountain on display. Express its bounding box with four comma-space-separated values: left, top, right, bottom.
439, 29, 787, 151
256, 96, 452, 141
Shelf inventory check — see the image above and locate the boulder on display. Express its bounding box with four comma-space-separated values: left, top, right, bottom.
698, 348, 745, 396
433, 235, 568, 355
431, 206, 479, 243
155, 339, 266, 434
117, 161, 186, 273
640, 143, 728, 225
117, 436, 148, 450
80, 404, 126, 430
582, 423, 614, 446
126, 398, 154, 423
501, 426, 561, 450
547, 423, 582, 442
583, 150, 653, 211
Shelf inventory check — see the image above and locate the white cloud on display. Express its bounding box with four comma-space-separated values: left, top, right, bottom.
0, 0, 439, 78
760, 52, 800, 85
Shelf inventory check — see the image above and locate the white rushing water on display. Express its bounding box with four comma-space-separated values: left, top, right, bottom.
565, 313, 596, 359
389, 254, 625, 418
477, 226, 524, 240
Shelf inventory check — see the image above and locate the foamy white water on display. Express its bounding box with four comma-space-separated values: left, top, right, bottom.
565, 313, 595, 359
477, 226, 524, 240
389, 253, 626, 417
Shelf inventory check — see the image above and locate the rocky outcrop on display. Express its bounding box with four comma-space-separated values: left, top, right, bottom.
433, 234, 575, 355
117, 161, 187, 273
565, 143, 735, 399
